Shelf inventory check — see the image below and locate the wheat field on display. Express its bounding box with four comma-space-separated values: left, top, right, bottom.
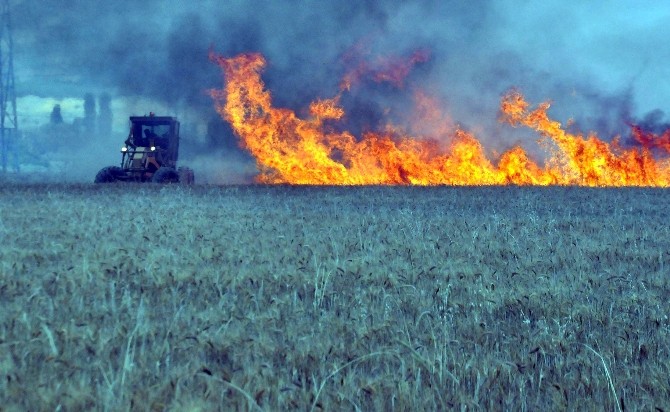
1, 183, 669, 410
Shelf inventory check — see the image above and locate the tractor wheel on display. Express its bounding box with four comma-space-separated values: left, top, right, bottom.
94, 166, 124, 183
152, 167, 179, 183
178, 167, 195, 184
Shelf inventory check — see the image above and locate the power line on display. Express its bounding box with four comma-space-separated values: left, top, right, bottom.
0, 0, 17, 173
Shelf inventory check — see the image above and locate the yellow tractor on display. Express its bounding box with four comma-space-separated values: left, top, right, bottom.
94, 114, 194, 183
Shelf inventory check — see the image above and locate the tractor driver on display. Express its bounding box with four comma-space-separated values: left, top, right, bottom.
144, 129, 156, 143
124, 128, 145, 148
144, 128, 168, 148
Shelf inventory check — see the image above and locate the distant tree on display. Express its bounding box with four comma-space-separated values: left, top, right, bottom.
98, 93, 113, 138
84, 93, 96, 135
50, 104, 63, 124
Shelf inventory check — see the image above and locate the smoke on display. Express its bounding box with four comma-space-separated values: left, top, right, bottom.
9, 0, 670, 182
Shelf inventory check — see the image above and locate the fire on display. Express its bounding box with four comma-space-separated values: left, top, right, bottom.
209, 52, 670, 186
631, 125, 670, 153
340, 49, 430, 90
501, 92, 670, 186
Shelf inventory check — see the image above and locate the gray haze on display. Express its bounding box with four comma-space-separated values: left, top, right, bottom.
9, 0, 670, 181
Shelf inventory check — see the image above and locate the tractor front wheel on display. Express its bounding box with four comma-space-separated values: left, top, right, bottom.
152, 167, 179, 184
94, 166, 124, 183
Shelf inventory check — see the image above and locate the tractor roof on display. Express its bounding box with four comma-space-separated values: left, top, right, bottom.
129, 115, 178, 123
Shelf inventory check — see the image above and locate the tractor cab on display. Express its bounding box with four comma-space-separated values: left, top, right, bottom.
126, 116, 178, 156
123, 115, 180, 170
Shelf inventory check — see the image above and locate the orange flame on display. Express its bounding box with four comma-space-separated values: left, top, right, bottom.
501, 92, 670, 186
631, 125, 670, 153
209, 52, 670, 186
340, 49, 430, 91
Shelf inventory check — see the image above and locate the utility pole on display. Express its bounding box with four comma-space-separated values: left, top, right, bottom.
0, 0, 17, 173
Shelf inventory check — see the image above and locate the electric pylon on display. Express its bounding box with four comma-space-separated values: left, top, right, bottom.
0, 0, 17, 173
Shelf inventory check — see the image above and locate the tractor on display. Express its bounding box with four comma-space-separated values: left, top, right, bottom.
94, 114, 194, 184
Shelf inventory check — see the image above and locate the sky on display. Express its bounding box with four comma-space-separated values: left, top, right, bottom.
7, 0, 670, 181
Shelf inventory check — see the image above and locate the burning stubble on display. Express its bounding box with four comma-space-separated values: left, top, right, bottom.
210, 52, 670, 186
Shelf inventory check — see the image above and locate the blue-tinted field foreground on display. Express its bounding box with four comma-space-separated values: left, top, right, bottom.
1, 183, 669, 410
